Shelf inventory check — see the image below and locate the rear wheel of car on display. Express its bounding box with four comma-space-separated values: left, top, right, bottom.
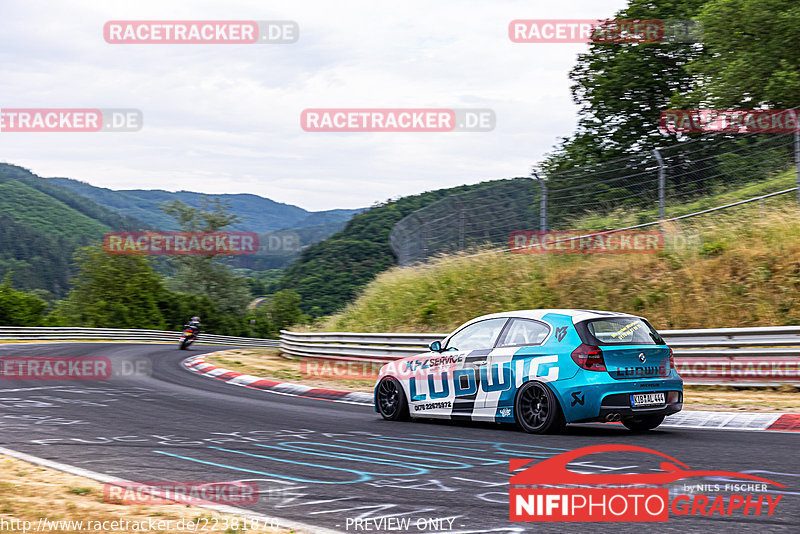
622, 414, 665, 431
514, 381, 565, 434
376, 377, 410, 421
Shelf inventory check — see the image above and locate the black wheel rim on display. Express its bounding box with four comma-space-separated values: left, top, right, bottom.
378, 379, 400, 417
519, 384, 549, 430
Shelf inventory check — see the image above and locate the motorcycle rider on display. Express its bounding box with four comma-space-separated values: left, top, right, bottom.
185, 316, 201, 334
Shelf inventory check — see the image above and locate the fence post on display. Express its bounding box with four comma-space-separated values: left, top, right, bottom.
532, 171, 547, 231
451, 195, 466, 251
421, 222, 429, 260
653, 148, 666, 220
795, 119, 800, 208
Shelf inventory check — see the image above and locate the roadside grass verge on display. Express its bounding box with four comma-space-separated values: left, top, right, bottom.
322, 201, 800, 333
573, 168, 797, 230
207, 349, 376, 392
0, 455, 289, 533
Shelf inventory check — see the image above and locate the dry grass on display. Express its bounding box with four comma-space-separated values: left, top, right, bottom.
208, 349, 377, 391
322, 202, 800, 333
0, 455, 290, 533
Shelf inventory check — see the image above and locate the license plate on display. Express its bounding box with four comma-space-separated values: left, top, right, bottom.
630, 392, 665, 407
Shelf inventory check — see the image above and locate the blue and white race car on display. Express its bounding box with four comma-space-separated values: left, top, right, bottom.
374, 309, 683, 433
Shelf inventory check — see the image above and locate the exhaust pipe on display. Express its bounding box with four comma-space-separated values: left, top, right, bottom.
605, 413, 622, 422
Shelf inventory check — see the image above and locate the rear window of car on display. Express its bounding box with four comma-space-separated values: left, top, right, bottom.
578, 318, 664, 345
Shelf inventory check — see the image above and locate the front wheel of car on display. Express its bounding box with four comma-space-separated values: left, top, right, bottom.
376, 377, 410, 421
622, 414, 665, 431
514, 381, 565, 434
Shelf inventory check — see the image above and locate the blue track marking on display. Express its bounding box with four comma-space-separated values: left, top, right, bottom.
211, 445, 429, 480
331, 439, 506, 466
259, 441, 467, 469
153, 449, 372, 484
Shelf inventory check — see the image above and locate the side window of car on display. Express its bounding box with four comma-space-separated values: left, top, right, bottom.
497, 319, 550, 347
445, 318, 508, 351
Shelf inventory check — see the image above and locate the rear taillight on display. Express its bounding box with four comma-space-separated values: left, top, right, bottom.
571, 344, 606, 371
668, 347, 675, 369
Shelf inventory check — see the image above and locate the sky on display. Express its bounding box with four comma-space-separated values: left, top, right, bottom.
0, 0, 628, 211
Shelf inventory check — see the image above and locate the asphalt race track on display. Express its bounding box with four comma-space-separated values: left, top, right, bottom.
0, 343, 797, 533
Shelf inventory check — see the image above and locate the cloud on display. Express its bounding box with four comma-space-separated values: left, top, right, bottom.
0, 0, 626, 210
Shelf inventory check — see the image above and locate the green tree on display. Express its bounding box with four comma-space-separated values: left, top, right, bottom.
160, 199, 251, 317
48, 246, 167, 328
679, 0, 800, 108
0, 273, 46, 326
246, 289, 308, 338
541, 0, 708, 174
268, 289, 308, 331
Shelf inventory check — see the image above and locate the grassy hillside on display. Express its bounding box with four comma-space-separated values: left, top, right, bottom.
573, 169, 797, 230
0, 164, 149, 297
323, 197, 800, 333
278, 178, 534, 316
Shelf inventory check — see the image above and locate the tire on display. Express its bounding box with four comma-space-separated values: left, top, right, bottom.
622, 414, 665, 431
375, 377, 410, 421
180, 339, 188, 350
514, 381, 565, 434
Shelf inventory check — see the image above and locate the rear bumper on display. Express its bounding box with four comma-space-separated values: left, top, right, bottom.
595, 391, 682, 421
553, 371, 683, 423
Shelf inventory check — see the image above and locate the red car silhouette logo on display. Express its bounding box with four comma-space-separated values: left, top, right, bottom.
510, 443, 785, 487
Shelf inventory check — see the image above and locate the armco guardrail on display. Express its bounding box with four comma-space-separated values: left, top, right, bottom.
0, 327, 279, 348
280, 327, 800, 385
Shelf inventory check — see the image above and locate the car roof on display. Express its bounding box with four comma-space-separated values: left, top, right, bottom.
463, 309, 640, 326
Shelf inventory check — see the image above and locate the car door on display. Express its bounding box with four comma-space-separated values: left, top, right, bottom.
479, 318, 552, 411
437, 317, 509, 420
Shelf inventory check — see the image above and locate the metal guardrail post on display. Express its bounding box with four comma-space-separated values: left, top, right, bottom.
794, 112, 800, 208
532, 170, 547, 231
653, 148, 666, 220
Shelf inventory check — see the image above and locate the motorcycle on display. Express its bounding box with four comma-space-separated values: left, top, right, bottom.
179, 327, 198, 350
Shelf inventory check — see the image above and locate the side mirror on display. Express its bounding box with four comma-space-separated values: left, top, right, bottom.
428, 340, 442, 352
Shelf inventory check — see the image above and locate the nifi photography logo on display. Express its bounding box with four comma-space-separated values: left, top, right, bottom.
509, 444, 785, 522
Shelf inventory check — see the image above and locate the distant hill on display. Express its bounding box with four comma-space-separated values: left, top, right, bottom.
0, 164, 149, 297
278, 178, 535, 316
49, 178, 361, 233
0, 164, 362, 296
